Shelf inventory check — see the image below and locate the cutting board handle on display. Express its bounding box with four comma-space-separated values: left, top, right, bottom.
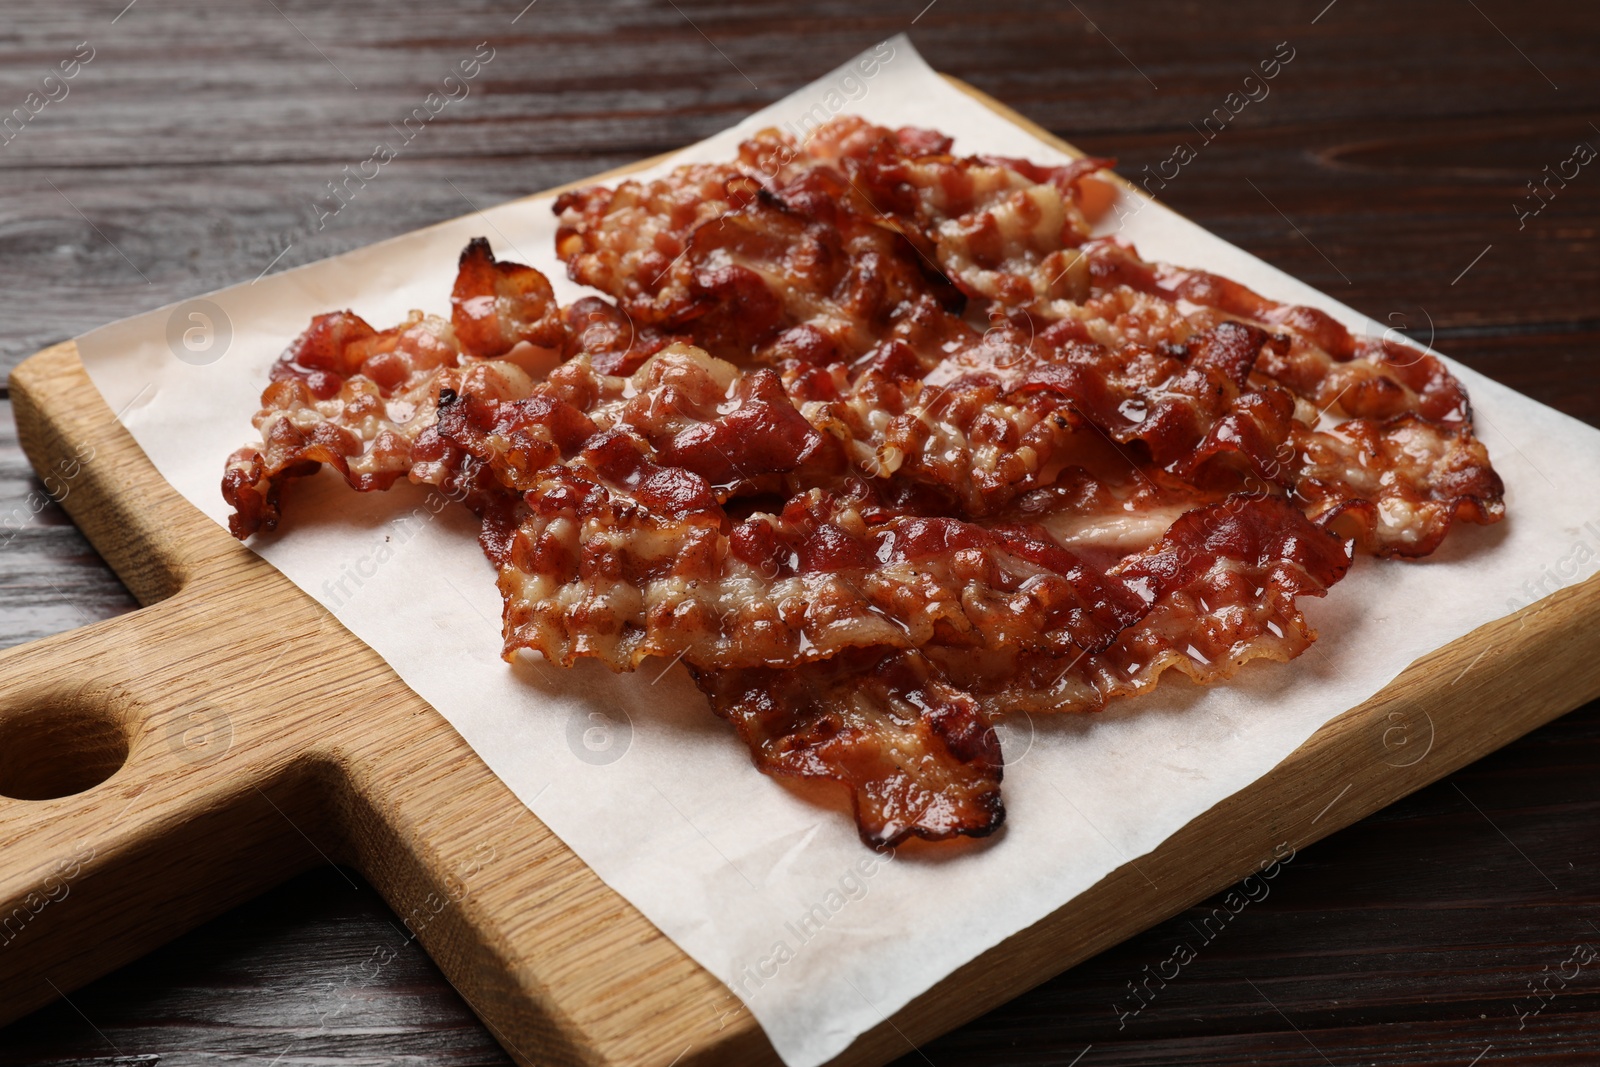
0, 593, 336, 1024
2, 346, 348, 1025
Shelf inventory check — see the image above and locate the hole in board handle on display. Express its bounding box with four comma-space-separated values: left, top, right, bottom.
0, 700, 128, 801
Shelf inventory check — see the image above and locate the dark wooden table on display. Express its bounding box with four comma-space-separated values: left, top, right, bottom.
3, 1, 1598, 1063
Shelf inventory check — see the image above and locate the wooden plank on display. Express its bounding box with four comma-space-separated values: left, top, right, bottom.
3, 76, 1599, 1067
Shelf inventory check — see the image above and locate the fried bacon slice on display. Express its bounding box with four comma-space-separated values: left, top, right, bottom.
1289, 414, 1505, 557
553, 162, 750, 322
560, 166, 957, 371
433, 336, 1325, 676
555, 116, 1106, 363
451, 237, 566, 358
221, 307, 537, 539
224, 116, 1510, 848
222, 242, 679, 539
933, 494, 1353, 716
1150, 258, 1472, 426
694, 649, 1004, 849
900, 321, 1297, 510
695, 494, 1346, 847
736, 116, 1109, 306
491, 479, 1160, 672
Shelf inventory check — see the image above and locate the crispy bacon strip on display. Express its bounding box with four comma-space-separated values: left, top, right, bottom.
737, 116, 1110, 305
934, 494, 1353, 715
221, 308, 536, 538
223, 241, 640, 539
451, 237, 566, 358
554, 162, 751, 322
697, 493, 1346, 847
876, 321, 1296, 511
557, 117, 1108, 353
562, 174, 957, 371
436, 340, 1329, 675
434, 343, 831, 497
478, 368, 1343, 682
695, 649, 1005, 849
1151, 258, 1472, 426
1290, 414, 1505, 557
492, 478, 1167, 671
558, 124, 997, 373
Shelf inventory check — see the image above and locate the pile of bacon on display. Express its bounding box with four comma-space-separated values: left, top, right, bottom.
224, 117, 1503, 849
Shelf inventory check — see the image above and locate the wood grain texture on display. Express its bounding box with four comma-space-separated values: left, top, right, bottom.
3, 1, 1599, 1064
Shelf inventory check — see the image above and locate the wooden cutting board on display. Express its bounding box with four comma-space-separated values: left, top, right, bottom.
4, 78, 1599, 1067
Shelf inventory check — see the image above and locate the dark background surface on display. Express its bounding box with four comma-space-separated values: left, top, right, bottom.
2, 1, 1599, 1064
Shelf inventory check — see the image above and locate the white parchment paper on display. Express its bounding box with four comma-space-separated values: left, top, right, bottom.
74, 37, 1600, 1066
